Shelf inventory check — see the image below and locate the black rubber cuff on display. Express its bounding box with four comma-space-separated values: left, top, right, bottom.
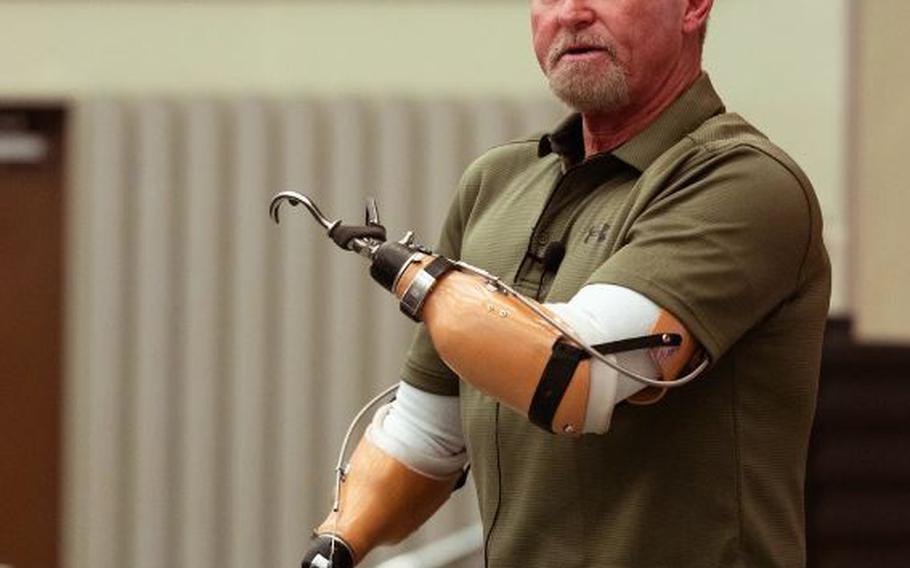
424, 255, 456, 280
369, 241, 418, 292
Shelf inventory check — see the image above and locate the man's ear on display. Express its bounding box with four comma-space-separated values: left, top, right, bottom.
682, 0, 713, 35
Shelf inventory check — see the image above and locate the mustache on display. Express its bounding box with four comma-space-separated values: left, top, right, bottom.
547, 33, 618, 68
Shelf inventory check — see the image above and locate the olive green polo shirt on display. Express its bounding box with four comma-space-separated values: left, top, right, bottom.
401, 74, 831, 567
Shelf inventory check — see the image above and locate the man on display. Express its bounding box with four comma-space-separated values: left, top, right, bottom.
302, 0, 830, 566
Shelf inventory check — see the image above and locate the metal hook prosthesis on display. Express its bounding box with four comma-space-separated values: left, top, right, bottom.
269, 191, 389, 258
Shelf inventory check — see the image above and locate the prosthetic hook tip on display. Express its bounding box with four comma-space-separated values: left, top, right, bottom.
269, 192, 301, 224
269, 191, 336, 231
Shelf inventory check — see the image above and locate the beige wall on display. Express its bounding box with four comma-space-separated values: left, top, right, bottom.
708, 0, 848, 314
854, 0, 910, 342
0, 1, 850, 314
0, 3, 545, 97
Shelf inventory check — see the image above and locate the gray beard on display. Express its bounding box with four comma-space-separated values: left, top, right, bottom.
547, 63, 631, 115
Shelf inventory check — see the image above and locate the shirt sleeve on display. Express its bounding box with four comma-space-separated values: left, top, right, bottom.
587, 145, 815, 363
400, 161, 484, 396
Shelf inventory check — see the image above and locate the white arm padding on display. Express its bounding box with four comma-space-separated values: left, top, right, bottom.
369, 285, 664, 466
366, 381, 467, 480
545, 284, 662, 434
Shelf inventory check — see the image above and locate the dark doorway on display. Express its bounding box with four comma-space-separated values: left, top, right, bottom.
0, 105, 66, 568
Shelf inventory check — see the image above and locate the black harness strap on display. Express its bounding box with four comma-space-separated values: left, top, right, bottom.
528, 341, 590, 432
592, 333, 681, 355
423, 255, 457, 280
527, 333, 681, 433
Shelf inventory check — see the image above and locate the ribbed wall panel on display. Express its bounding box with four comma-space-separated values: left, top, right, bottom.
128, 101, 179, 568
176, 100, 223, 568
226, 100, 275, 568
325, 100, 374, 458
417, 101, 467, 243
64, 96, 563, 568
68, 101, 132, 568
273, 100, 324, 568
372, 100, 416, 397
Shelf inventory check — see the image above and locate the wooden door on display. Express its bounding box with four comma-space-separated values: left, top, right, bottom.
0, 106, 66, 568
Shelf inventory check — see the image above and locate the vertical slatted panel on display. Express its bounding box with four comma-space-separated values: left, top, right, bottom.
128, 101, 178, 568
63, 96, 89, 568
65, 95, 564, 568
515, 99, 568, 140
468, 99, 516, 156
372, 99, 418, 395
176, 100, 223, 568
416, 101, 467, 244
272, 99, 324, 567
225, 100, 275, 568
324, 100, 374, 455
65, 101, 131, 568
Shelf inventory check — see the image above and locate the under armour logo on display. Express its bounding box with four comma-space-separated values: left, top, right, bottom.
583, 221, 611, 244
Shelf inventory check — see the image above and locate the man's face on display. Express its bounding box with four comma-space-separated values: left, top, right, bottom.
531, 0, 688, 114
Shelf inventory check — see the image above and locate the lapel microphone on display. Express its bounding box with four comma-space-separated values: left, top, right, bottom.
518, 240, 567, 300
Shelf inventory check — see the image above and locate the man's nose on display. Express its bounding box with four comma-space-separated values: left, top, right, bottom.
557, 0, 596, 30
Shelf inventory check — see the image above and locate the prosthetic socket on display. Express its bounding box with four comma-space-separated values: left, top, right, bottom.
381, 252, 697, 434
313, 437, 462, 564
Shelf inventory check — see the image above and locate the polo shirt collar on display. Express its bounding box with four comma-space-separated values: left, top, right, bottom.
538, 73, 725, 171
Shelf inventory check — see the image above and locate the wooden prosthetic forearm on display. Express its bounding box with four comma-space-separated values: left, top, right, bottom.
316, 437, 460, 564
394, 257, 592, 435
392, 256, 700, 433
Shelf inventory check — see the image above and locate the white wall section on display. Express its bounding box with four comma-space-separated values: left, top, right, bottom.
707, 0, 848, 314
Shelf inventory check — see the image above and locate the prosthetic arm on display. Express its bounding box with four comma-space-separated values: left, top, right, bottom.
270, 193, 708, 566
303, 382, 468, 567
391, 255, 702, 433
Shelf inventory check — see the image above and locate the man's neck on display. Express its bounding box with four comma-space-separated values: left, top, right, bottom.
581, 65, 703, 159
